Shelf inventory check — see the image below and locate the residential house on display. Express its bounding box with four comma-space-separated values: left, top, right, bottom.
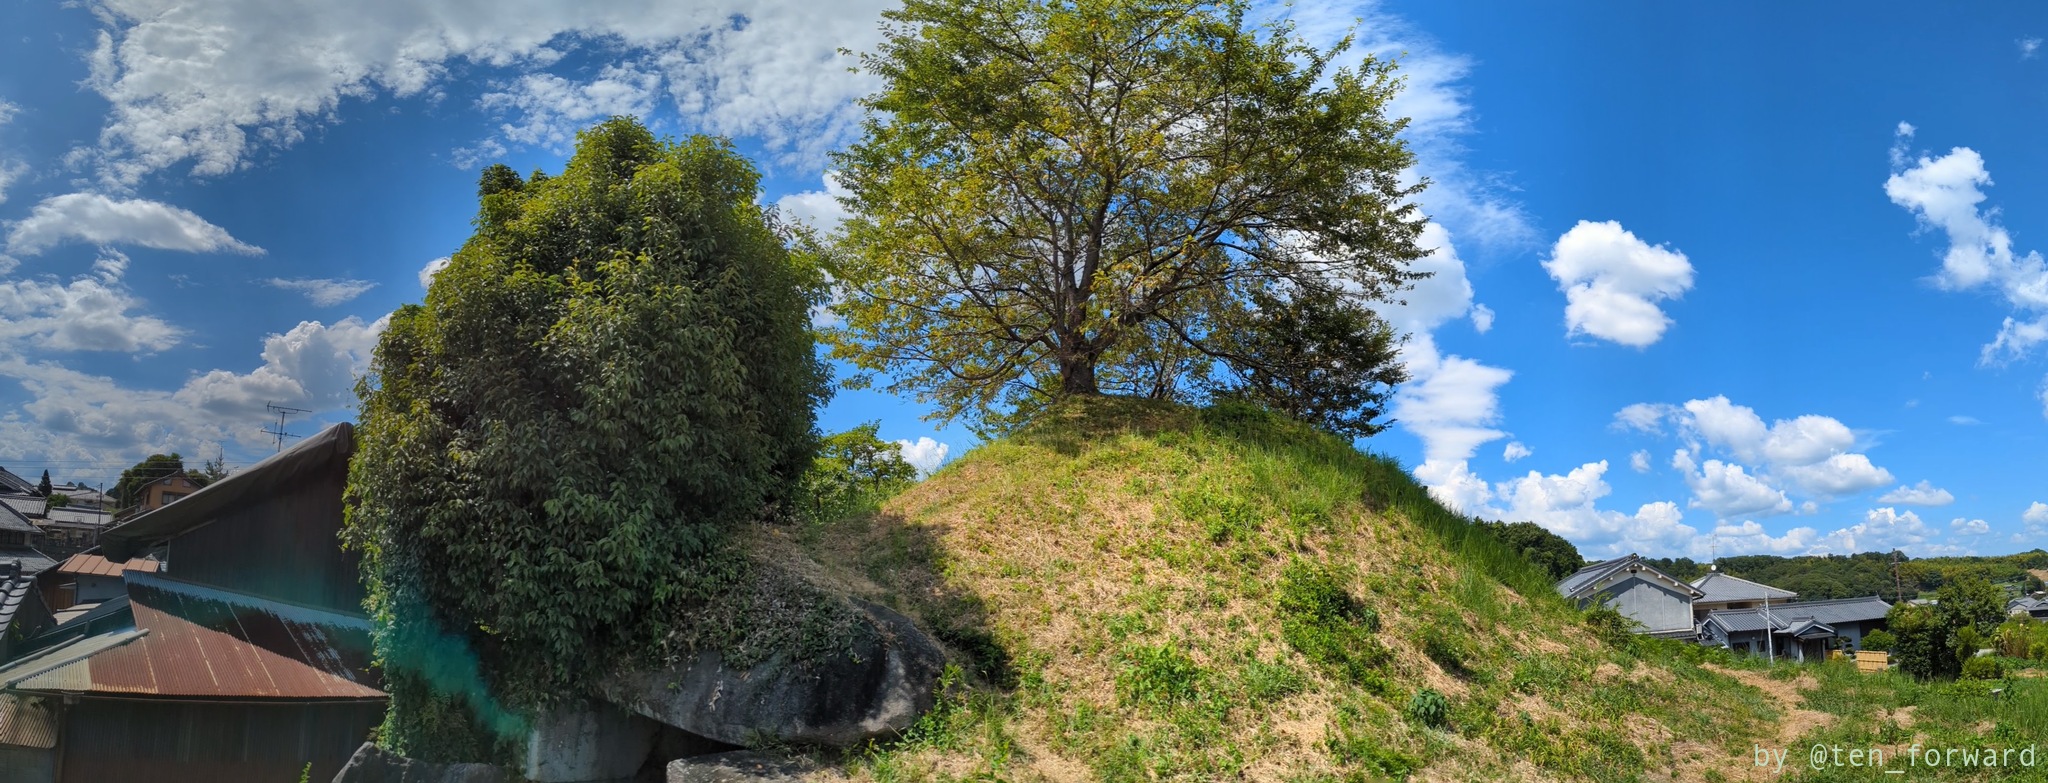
0, 469, 33, 498
0, 564, 54, 662
0, 424, 384, 783
44, 484, 106, 510
2010, 596, 2048, 621
31, 507, 111, 560
1557, 554, 1706, 639
1699, 595, 1894, 661
1689, 567, 1799, 621
0, 507, 54, 580
133, 473, 203, 515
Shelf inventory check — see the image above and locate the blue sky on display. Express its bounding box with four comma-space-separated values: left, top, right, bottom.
0, 0, 2042, 560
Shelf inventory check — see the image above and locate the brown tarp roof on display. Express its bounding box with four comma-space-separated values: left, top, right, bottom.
101, 423, 354, 562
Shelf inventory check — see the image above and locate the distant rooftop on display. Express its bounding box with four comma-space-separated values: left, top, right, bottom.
1703, 595, 1892, 634
1691, 571, 1798, 604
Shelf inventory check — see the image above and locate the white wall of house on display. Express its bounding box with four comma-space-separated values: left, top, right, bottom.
1591, 576, 1696, 635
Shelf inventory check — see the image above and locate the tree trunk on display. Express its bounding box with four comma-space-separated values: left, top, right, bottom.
1058, 354, 1101, 396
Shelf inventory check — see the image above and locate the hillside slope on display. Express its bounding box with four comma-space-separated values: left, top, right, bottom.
776, 398, 1782, 782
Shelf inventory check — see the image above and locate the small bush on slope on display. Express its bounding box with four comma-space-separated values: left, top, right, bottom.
795, 397, 1781, 781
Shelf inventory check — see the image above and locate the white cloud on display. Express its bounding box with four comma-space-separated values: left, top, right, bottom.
172, 315, 389, 415
1673, 449, 1794, 519
1820, 507, 1937, 554
418, 256, 450, 289
1629, 450, 1651, 473
1501, 441, 1530, 462
1679, 396, 1854, 466
265, 278, 378, 306
1376, 223, 1477, 333
1885, 130, 2048, 363
894, 437, 950, 477
2041, 375, 2048, 422
1876, 480, 1954, 507
0, 161, 25, 206
1612, 402, 1674, 433
1778, 453, 1895, 498
0, 100, 16, 126
1948, 415, 1981, 425
1541, 220, 1695, 347
2025, 501, 2048, 535
1468, 303, 1494, 334
2023, 37, 2043, 59
774, 171, 852, 234
6, 193, 262, 256
73, 0, 897, 186
1950, 517, 1989, 535
1432, 459, 1702, 558
1388, 227, 1514, 465
0, 249, 181, 352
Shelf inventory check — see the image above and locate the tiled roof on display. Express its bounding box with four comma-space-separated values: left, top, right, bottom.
55, 552, 159, 578
0, 469, 32, 496
1691, 571, 1798, 603
1705, 595, 1893, 634
0, 504, 36, 535
0, 549, 56, 577
1557, 554, 1702, 600
0, 573, 383, 700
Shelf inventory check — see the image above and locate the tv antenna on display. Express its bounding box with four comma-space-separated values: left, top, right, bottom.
262, 402, 311, 453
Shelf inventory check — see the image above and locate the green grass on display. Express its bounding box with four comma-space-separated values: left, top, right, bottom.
798, 397, 1796, 781
1783, 660, 2048, 782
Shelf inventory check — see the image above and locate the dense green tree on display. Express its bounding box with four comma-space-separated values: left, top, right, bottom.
35, 471, 50, 498
803, 423, 921, 519
1887, 603, 1952, 680
45, 493, 69, 509
828, 0, 1429, 430
346, 118, 831, 723
1478, 520, 1585, 582
1934, 574, 2008, 640
1212, 287, 1407, 438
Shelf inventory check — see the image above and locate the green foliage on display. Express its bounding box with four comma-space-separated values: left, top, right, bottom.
1115, 643, 1205, 707
1405, 688, 1450, 729
296, 762, 310, 783
44, 493, 68, 509
1993, 617, 2048, 661
1211, 286, 1408, 438
1477, 520, 1585, 582
346, 117, 831, 732
35, 471, 50, 498
803, 422, 919, 520
1238, 659, 1306, 701
1934, 573, 2009, 639
1959, 655, 2004, 680
1643, 549, 2048, 601
828, 0, 1428, 431
1887, 603, 1956, 680
1582, 606, 1641, 651
1277, 559, 1389, 691
1858, 628, 1896, 653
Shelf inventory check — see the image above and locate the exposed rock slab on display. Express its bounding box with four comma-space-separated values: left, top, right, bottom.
666, 751, 813, 782
602, 599, 944, 748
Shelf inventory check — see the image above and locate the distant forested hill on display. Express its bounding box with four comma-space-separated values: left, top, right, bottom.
1640, 550, 2048, 601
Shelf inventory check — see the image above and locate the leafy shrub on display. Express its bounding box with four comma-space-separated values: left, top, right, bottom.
1859, 629, 1897, 653
1407, 688, 1451, 729
1116, 643, 1204, 706
1583, 606, 1640, 650
1960, 655, 2004, 681
1277, 560, 1390, 692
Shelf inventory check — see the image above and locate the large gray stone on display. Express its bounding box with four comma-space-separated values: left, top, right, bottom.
522, 699, 659, 782
331, 742, 508, 783
602, 599, 944, 748
666, 751, 811, 782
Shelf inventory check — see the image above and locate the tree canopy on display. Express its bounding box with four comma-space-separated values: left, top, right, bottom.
1478, 520, 1585, 582
827, 0, 1428, 432
345, 117, 830, 717
114, 453, 185, 511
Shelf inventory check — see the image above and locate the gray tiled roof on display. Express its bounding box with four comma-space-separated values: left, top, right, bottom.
1557, 554, 1702, 600
1705, 595, 1892, 634
1691, 571, 1798, 603
0, 503, 36, 535
0, 469, 33, 496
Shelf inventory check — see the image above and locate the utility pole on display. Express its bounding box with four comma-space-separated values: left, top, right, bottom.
1891, 550, 1905, 604
263, 402, 312, 453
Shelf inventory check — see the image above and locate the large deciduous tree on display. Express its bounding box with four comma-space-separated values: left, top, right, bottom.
828, 0, 1429, 432
345, 117, 830, 722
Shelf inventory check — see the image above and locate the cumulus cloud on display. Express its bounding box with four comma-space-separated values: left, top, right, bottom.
1501, 441, 1530, 462
1678, 396, 1856, 466
0, 314, 385, 460
2026, 502, 2048, 536
0, 249, 181, 352
1542, 220, 1696, 347
0, 161, 25, 206
773, 172, 852, 234
6, 193, 262, 256
1876, 480, 1955, 507
1612, 402, 1673, 433
1629, 450, 1651, 473
418, 256, 450, 289
265, 278, 378, 306
71, 0, 898, 186
1389, 227, 1514, 465
1778, 453, 1895, 498
1468, 303, 1494, 334
1672, 449, 1793, 519
894, 437, 950, 476
1424, 458, 1702, 558
1885, 126, 2048, 364
1950, 517, 1989, 535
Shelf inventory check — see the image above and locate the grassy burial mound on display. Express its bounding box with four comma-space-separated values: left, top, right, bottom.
777, 398, 1783, 782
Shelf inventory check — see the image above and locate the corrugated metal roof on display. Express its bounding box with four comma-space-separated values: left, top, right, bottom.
0, 628, 148, 690
1706, 596, 1893, 634
101, 423, 354, 562
55, 552, 159, 578
4, 574, 382, 700
1691, 571, 1799, 603
0, 694, 55, 749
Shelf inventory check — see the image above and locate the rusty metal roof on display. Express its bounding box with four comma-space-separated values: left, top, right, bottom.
0, 694, 55, 749
54, 551, 159, 578
0, 573, 383, 700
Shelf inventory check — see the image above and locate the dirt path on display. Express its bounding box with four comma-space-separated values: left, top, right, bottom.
1682, 664, 1836, 782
